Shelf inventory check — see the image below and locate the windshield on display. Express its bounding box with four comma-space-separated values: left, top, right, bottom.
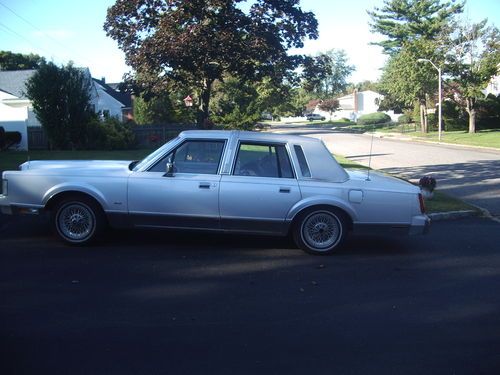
132, 137, 180, 172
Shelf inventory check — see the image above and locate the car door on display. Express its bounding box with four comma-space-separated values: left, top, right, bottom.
128, 139, 226, 229
219, 141, 301, 235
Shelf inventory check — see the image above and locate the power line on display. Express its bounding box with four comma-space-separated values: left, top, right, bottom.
0, 1, 94, 66
0, 21, 55, 57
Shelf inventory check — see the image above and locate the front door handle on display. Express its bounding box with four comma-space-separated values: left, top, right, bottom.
279, 187, 291, 193
199, 182, 211, 189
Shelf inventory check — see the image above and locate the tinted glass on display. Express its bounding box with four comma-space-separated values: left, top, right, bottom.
149, 140, 225, 174
234, 143, 293, 178
294, 145, 311, 177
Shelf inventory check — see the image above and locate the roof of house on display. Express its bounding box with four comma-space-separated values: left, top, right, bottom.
93, 78, 132, 108
0, 70, 37, 98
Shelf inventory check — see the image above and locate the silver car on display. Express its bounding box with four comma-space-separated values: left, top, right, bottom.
0, 130, 429, 254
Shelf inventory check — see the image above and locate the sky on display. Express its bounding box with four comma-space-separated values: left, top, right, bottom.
1, 0, 499, 84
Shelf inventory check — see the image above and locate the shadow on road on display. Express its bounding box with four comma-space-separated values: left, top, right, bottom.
383, 159, 500, 216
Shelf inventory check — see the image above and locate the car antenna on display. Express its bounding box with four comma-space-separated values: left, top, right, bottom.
366, 124, 375, 181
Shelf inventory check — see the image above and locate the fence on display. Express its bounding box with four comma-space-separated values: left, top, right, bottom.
27, 124, 197, 150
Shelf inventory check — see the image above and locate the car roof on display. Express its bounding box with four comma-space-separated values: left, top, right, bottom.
179, 130, 323, 145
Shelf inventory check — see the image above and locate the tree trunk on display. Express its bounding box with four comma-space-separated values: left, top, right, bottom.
197, 78, 213, 128
419, 102, 428, 133
466, 98, 476, 134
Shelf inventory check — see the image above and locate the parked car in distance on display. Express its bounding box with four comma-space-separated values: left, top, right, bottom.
306, 113, 326, 121
0, 130, 430, 255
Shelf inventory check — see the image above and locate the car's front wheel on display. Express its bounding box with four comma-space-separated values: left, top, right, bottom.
293, 208, 348, 255
52, 196, 105, 245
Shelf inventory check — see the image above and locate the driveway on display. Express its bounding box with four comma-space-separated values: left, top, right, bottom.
1, 215, 500, 374
269, 125, 500, 217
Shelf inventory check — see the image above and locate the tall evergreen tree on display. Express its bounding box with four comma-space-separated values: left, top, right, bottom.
368, 0, 464, 55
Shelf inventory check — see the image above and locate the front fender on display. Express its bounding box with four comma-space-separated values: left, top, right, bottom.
42, 183, 108, 210
286, 195, 358, 222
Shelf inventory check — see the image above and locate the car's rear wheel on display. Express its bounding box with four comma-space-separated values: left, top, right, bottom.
293, 208, 348, 255
52, 196, 105, 245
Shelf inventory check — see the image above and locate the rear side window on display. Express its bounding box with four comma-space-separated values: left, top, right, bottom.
294, 145, 311, 178
233, 143, 294, 178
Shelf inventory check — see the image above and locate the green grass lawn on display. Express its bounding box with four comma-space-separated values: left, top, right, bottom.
376, 127, 500, 149
0, 149, 472, 214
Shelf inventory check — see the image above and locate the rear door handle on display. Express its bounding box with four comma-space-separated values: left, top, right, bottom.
279, 187, 291, 193
199, 182, 211, 189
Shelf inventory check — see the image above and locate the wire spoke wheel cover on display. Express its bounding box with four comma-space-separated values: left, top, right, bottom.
56, 202, 96, 243
301, 210, 342, 252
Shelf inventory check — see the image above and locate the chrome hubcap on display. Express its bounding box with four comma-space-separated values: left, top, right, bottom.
58, 203, 95, 241
302, 211, 341, 250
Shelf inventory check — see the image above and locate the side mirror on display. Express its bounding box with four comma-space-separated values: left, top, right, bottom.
165, 162, 174, 177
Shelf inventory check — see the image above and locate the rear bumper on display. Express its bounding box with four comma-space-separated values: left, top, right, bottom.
409, 214, 431, 235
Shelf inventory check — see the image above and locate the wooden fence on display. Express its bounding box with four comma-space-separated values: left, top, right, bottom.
27, 124, 197, 150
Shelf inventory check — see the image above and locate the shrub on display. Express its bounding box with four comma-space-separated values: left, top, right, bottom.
357, 112, 392, 125
87, 117, 136, 150
397, 114, 414, 124
0, 127, 22, 150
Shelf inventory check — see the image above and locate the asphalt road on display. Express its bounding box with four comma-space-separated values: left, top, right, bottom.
1, 215, 500, 375
270, 125, 500, 217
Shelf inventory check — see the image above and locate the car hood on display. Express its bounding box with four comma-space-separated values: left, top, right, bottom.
18, 160, 133, 175
346, 169, 419, 193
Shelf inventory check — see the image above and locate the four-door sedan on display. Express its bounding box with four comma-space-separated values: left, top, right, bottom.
0, 130, 429, 254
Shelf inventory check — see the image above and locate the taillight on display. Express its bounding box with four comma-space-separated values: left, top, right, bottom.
418, 193, 426, 214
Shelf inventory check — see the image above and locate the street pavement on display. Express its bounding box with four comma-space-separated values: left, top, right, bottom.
1, 215, 500, 375
269, 124, 500, 217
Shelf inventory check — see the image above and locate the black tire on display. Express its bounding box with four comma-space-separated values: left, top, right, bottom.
293, 207, 348, 255
51, 195, 105, 245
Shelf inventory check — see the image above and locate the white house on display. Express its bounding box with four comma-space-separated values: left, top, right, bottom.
0, 69, 132, 150
314, 90, 401, 122
484, 63, 500, 97
0, 70, 39, 150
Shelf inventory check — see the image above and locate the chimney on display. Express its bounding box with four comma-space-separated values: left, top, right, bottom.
101, 77, 106, 84
353, 89, 358, 112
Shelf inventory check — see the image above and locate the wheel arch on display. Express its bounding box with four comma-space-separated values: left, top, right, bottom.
287, 197, 357, 226
44, 188, 106, 213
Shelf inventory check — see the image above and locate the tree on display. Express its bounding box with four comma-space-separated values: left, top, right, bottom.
134, 93, 175, 125
25, 62, 94, 149
0, 51, 45, 70
104, 0, 318, 127
378, 38, 442, 132
368, 0, 463, 55
318, 98, 339, 120
444, 20, 500, 133
302, 49, 354, 97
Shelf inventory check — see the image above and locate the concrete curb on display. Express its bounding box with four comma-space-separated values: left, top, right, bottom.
428, 210, 479, 221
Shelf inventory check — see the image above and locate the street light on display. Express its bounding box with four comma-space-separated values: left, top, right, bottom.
417, 58, 442, 142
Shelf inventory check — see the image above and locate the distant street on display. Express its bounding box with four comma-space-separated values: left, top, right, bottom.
269, 124, 500, 217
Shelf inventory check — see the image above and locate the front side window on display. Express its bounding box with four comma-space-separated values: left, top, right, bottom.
233, 143, 294, 178
149, 140, 225, 174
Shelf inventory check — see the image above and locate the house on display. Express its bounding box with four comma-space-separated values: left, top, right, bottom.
92, 78, 133, 122
0, 70, 39, 150
314, 90, 400, 122
0, 69, 133, 150
484, 63, 500, 97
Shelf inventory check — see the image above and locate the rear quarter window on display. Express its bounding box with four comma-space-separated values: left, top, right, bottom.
294, 145, 311, 178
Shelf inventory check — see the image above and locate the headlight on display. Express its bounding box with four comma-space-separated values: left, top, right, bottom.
1, 179, 7, 196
